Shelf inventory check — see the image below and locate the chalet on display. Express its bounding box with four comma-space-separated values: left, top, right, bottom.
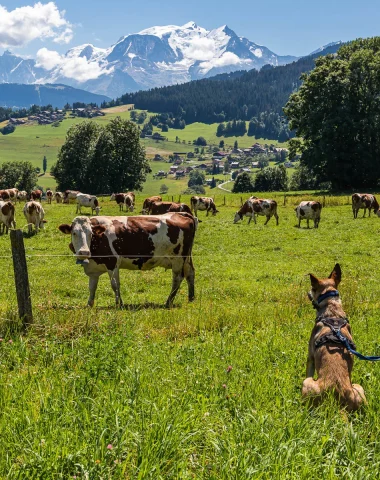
243, 148, 253, 155
169, 165, 179, 173
252, 162, 260, 168
252, 143, 267, 154
242, 168, 251, 173
213, 152, 228, 158
152, 132, 166, 141
187, 152, 195, 158
284, 161, 294, 168
154, 154, 163, 161
175, 170, 185, 178
197, 164, 209, 170
231, 162, 240, 169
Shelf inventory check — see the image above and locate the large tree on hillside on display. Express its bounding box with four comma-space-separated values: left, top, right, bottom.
52, 118, 150, 193
284, 38, 380, 189
0, 161, 38, 191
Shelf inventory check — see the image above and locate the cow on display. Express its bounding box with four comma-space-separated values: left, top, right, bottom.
352, 193, 379, 218
4, 188, 18, 203
190, 197, 219, 217
0, 201, 16, 234
30, 189, 42, 201
0, 190, 10, 200
124, 192, 135, 212
64, 190, 80, 204
234, 198, 279, 225
55, 192, 63, 203
76, 193, 101, 216
142, 196, 162, 214
23, 201, 46, 234
149, 201, 192, 215
58, 213, 196, 308
17, 191, 28, 203
111, 193, 128, 211
295, 201, 322, 228
46, 189, 53, 204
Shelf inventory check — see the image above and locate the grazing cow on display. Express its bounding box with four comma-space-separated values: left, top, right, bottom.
46, 189, 53, 204
295, 201, 322, 228
17, 191, 28, 203
0, 201, 16, 233
64, 190, 80, 204
352, 193, 379, 218
4, 188, 18, 203
234, 198, 279, 225
111, 193, 128, 211
190, 196, 219, 217
149, 201, 192, 215
58, 213, 196, 308
76, 193, 101, 215
30, 189, 42, 201
0, 190, 10, 200
55, 192, 63, 203
124, 192, 135, 212
142, 195, 162, 214
23, 201, 46, 234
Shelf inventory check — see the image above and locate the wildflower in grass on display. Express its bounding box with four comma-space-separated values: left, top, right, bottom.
0, 338, 3, 342
107, 444, 113, 450
95, 460, 100, 464
227, 366, 232, 373
8, 340, 13, 344
222, 384, 227, 389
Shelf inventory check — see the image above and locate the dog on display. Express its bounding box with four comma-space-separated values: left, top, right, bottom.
302, 263, 366, 411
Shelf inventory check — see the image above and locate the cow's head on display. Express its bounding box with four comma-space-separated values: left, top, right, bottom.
95, 206, 101, 215
110, 193, 116, 201
212, 209, 219, 216
128, 204, 134, 212
233, 212, 243, 223
58, 216, 106, 260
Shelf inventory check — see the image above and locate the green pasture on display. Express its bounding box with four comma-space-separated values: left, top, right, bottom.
1, 193, 380, 478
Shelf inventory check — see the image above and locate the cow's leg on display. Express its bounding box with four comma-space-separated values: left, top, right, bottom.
264, 215, 270, 225
298, 218, 301, 228
248, 215, 252, 224
307, 219, 310, 229
88, 276, 99, 307
252, 214, 257, 224
108, 268, 123, 307
76, 204, 80, 214
184, 258, 195, 302
35, 221, 39, 233
166, 266, 184, 308
363, 208, 366, 218
206, 208, 210, 217
274, 213, 279, 226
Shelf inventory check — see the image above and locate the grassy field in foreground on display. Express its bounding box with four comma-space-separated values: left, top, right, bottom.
1, 193, 380, 478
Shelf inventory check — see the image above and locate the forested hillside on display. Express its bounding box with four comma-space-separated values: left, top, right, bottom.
115, 44, 341, 125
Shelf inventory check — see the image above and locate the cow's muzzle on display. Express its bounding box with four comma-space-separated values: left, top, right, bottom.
76, 249, 91, 260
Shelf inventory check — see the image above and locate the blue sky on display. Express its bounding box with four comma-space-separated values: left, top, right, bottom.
0, 0, 379, 57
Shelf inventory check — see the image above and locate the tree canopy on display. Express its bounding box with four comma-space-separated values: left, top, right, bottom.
0, 161, 38, 191
284, 38, 380, 189
52, 117, 150, 194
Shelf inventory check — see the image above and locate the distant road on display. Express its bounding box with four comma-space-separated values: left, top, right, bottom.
218, 179, 233, 192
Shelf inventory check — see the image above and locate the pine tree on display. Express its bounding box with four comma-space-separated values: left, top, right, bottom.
43, 156, 47, 174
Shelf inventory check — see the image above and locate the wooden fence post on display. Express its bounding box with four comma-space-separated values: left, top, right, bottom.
172, 196, 174, 202
178, 195, 181, 203
240, 197, 243, 206
323, 195, 326, 207
283, 195, 286, 206
10, 230, 33, 328
224, 196, 226, 206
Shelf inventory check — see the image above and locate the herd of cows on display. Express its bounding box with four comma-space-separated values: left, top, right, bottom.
0, 187, 379, 308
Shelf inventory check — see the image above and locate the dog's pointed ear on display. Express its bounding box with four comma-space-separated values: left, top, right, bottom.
329, 263, 342, 286
309, 273, 319, 289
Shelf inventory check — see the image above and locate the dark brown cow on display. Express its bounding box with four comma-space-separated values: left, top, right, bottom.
352, 193, 379, 218
142, 195, 162, 214
58, 213, 196, 308
149, 201, 192, 215
46, 189, 53, 204
234, 198, 279, 225
111, 192, 136, 212
30, 189, 42, 201
190, 196, 219, 217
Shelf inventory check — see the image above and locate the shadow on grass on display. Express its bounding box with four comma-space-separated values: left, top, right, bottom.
43, 302, 174, 311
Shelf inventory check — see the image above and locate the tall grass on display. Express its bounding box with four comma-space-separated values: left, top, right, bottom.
0, 195, 380, 478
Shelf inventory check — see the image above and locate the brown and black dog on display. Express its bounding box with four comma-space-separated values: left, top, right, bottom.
302, 264, 366, 411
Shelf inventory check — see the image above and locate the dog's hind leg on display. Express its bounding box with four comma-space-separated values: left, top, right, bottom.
345, 384, 367, 411
302, 377, 321, 401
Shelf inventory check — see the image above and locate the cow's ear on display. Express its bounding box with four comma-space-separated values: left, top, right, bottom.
58, 224, 72, 234
309, 273, 320, 290
92, 225, 106, 236
329, 263, 341, 286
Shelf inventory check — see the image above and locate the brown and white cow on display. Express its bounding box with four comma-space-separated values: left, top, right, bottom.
352, 193, 379, 219
0, 188, 18, 202
30, 189, 42, 201
111, 193, 127, 211
64, 190, 80, 204
76, 193, 101, 215
58, 213, 196, 308
190, 197, 219, 217
46, 189, 53, 204
295, 201, 322, 228
0, 201, 16, 234
55, 192, 63, 203
0, 190, 10, 200
234, 198, 279, 225
23, 201, 46, 234
149, 201, 192, 215
142, 195, 162, 214
17, 191, 28, 203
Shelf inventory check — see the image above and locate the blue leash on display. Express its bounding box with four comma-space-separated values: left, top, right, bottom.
332, 327, 380, 362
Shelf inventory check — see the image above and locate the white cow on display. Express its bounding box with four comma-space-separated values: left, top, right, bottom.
76, 194, 101, 215
55, 192, 63, 203
295, 201, 322, 228
17, 191, 28, 203
0, 201, 16, 233
23, 201, 46, 234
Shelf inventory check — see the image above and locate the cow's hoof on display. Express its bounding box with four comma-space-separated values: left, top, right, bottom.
188, 296, 195, 302
87, 302, 94, 308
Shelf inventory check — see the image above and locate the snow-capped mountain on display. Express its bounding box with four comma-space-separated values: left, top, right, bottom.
0, 22, 302, 98
310, 41, 342, 55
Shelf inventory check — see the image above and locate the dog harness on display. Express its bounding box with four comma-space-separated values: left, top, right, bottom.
314, 317, 356, 351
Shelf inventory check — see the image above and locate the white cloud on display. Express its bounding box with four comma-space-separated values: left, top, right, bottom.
183, 37, 215, 61
36, 47, 114, 82
0, 2, 73, 48
200, 52, 252, 72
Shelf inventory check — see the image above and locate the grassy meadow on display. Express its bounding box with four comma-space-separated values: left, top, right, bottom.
1, 193, 380, 478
